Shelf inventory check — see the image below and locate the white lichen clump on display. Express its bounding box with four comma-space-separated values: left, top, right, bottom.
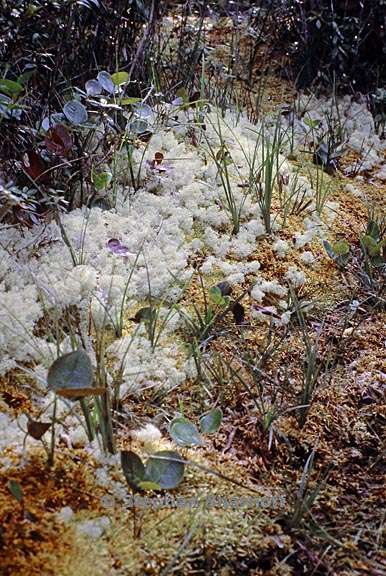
286, 266, 306, 288
273, 239, 289, 258
0, 94, 375, 412
130, 423, 162, 447
300, 251, 316, 266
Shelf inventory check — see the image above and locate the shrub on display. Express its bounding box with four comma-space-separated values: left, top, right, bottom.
271, 0, 386, 91
0, 0, 158, 220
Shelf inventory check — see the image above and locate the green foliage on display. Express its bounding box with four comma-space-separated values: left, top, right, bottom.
323, 240, 350, 269
111, 71, 129, 86
0, 0, 155, 221
204, 115, 248, 236
291, 288, 329, 428
8, 480, 24, 502
287, 448, 328, 528
360, 218, 385, 268
178, 274, 242, 347
46, 348, 117, 458
121, 451, 146, 491
47, 349, 103, 399
91, 169, 112, 192
169, 409, 223, 447
169, 417, 203, 447
274, 1, 386, 91
225, 327, 296, 435
208, 286, 230, 308
121, 450, 185, 492
258, 119, 286, 233
144, 451, 185, 490
0, 78, 23, 97
199, 408, 223, 434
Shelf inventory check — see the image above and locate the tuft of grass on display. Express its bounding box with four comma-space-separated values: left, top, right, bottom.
203, 114, 247, 235
243, 117, 287, 234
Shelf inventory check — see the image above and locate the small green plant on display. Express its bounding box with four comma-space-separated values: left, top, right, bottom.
244, 118, 287, 234
46, 348, 109, 462
224, 325, 298, 436
130, 260, 180, 352
290, 288, 331, 428
0, 72, 28, 124
357, 214, 386, 299
169, 407, 223, 447
307, 161, 334, 215
360, 218, 385, 270
287, 448, 331, 529
323, 215, 385, 305
178, 275, 233, 344
228, 359, 292, 436
258, 119, 286, 233
323, 239, 350, 269
204, 119, 246, 235
278, 170, 312, 226
121, 450, 185, 492
132, 303, 176, 352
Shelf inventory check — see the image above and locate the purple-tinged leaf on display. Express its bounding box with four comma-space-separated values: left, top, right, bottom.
106, 238, 130, 256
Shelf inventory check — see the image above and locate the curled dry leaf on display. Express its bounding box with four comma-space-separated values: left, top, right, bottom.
232, 301, 245, 324
45, 124, 72, 157
22, 151, 50, 183
27, 420, 51, 440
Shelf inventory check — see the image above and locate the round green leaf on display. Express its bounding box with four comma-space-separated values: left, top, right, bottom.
97, 71, 115, 94
199, 408, 223, 434
133, 103, 153, 121
333, 240, 350, 256
63, 100, 88, 124
119, 97, 142, 105
137, 480, 161, 491
144, 450, 185, 489
92, 170, 112, 191
8, 480, 23, 502
128, 119, 149, 134
47, 350, 94, 397
85, 79, 102, 96
111, 71, 129, 86
176, 87, 189, 104
169, 417, 203, 447
209, 286, 223, 305
303, 117, 319, 129
121, 450, 145, 491
0, 79, 23, 97
209, 286, 229, 308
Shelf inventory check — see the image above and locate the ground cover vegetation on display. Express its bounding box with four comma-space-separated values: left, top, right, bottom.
0, 1, 385, 574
